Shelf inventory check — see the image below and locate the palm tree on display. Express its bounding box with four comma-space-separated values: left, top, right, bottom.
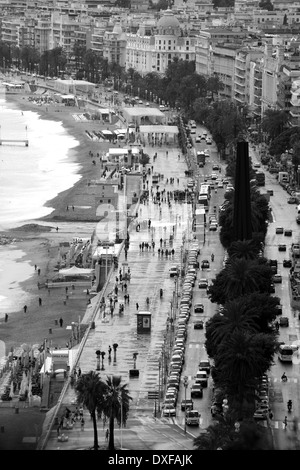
208, 258, 272, 304
99, 375, 132, 451
214, 331, 276, 414
227, 239, 260, 260
193, 412, 237, 450
205, 298, 260, 358
75, 371, 104, 450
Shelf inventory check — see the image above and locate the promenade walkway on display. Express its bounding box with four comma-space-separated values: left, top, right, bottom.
42, 146, 195, 450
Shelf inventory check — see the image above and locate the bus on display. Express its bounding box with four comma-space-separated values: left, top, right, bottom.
199, 184, 211, 199
278, 344, 294, 362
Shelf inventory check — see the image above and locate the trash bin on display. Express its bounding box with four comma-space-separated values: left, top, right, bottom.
49, 328, 52, 334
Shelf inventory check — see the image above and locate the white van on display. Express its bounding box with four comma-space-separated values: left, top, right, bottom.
195, 370, 208, 387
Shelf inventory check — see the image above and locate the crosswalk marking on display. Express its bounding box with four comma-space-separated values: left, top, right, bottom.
273, 378, 298, 383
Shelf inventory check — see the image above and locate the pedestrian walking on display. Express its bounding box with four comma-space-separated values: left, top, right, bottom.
38, 297, 42, 306
56, 227, 59, 232
78, 367, 81, 377
4, 313, 8, 323
59, 317, 63, 327
72, 205, 74, 211
108, 345, 112, 359
81, 417, 85, 431
23, 305, 27, 313
105, 428, 109, 441
136, 302, 139, 311
269, 410, 273, 420
37, 268, 41, 276
34, 264, 37, 271
283, 416, 288, 429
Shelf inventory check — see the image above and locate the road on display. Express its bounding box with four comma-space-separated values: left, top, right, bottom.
250, 147, 300, 450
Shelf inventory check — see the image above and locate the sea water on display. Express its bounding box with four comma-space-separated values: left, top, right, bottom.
0, 95, 81, 317
0, 98, 81, 229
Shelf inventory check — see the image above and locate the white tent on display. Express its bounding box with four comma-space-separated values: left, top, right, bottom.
58, 266, 94, 276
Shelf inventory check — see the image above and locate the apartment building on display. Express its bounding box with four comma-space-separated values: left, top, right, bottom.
195, 28, 247, 98
234, 46, 264, 108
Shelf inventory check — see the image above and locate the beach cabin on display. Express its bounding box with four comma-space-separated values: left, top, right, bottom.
103, 147, 140, 168
59, 94, 76, 106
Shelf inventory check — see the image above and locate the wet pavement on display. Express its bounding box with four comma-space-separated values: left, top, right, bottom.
42, 146, 195, 450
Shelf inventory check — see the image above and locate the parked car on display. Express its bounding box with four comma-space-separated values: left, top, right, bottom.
194, 303, 204, 313
269, 283, 275, 293
162, 404, 176, 417
284, 229, 292, 236
253, 409, 268, 420
288, 197, 298, 204
296, 215, 300, 225
276, 227, 284, 234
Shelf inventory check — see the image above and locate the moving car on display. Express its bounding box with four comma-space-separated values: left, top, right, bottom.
194, 303, 204, 313
198, 359, 211, 374
169, 266, 179, 277
199, 279, 208, 289
190, 384, 203, 398
283, 259, 292, 268
194, 321, 204, 329
272, 274, 282, 283
279, 317, 289, 327
278, 244, 286, 252
201, 260, 210, 269
181, 399, 194, 411
209, 222, 218, 231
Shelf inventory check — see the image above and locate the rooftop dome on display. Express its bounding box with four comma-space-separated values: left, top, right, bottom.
157, 9, 180, 30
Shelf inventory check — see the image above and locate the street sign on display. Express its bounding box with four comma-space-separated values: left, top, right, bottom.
148, 391, 159, 399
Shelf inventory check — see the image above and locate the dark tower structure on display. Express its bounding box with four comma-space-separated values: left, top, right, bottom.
233, 141, 252, 241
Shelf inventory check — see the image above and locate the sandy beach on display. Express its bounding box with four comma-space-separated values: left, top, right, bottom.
0, 87, 116, 353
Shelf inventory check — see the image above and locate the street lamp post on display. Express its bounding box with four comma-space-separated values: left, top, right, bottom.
158, 358, 161, 413
183, 377, 188, 434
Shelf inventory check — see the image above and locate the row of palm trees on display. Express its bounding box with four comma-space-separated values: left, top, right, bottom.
193, 166, 279, 450
75, 372, 131, 450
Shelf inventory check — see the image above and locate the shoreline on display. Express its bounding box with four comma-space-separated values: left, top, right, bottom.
0, 90, 115, 353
